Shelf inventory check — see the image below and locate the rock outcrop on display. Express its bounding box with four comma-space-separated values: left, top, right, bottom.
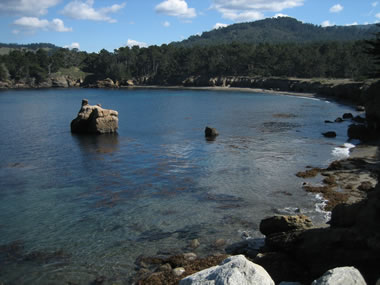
180, 255, 274, 285
311, 267, 367, 285
259, 215, 313, 236
254, 185, 380, 284
70, 99, 118, 134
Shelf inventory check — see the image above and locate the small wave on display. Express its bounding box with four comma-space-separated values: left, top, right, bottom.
315, 194, 331, 222
332, 143, 355, 160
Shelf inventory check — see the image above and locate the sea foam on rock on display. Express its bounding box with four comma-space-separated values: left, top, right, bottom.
70, 99, 118, 134
179, 255, 274, 285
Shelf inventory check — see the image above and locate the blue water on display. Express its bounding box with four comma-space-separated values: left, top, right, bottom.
0, 88, 357, 284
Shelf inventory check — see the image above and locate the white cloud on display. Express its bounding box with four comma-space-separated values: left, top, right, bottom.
0, 0, 60, 16
213, 23, 228, 29
62, 0, 125, 23
64, 42, 80, 49
126, 39, 148, 48
211, 0, 303, 22
273, 13, 289, 18
329, 4, 343, 13
155, 0, 196, 18
13, 17, 72, 33
345, 22, 358, 26
221, 9, 264, 21
321, 20, 334, 27
377, 12, 380, 19
372, 2, 378, 7
163, 21, 171, 27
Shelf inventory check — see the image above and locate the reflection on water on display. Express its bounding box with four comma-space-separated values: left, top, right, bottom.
0, 88, 358, 284
72, 133, 119, 155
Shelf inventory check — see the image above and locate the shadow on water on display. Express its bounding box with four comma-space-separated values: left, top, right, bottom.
71, 133, 119, 155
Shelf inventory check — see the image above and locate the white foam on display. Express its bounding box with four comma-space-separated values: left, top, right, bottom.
332, 143, 355, 160
315, 194, 331, 222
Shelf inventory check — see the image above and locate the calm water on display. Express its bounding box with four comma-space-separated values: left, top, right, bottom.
0, 88, 357, 284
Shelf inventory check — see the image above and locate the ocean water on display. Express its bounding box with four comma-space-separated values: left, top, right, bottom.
0, 88, 358, 284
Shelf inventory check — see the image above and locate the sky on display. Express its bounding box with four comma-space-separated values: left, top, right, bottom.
0, 0, 379, 53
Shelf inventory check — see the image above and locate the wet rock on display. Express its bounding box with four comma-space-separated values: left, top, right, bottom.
259, 215, 313, 236
324, 120, 334, 124
180, 255, 274, 285
70, 99, 118, 134
335, 117, 344, 123
343, 113, 354, 119
213, 239, 226, 248
173, 267, 186, 277
225, 239, 260, 259
205, 126, 219, 138
347, 124, 370, 141
311, 267, 367, 285
159, 263, 172, 272
183, 253, 197, 261
296, 168, 321, 178
189, 239, 200, 249
322, 131, 336, 138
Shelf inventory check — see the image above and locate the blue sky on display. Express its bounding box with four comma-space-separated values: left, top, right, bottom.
0, 0, 379, 52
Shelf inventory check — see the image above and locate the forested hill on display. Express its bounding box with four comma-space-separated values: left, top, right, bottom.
0, 43, 60, 55
177, 17, 378, 47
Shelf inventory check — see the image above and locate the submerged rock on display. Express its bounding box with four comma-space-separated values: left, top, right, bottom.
70, 99, 118, 134
343, 113, 354, 119
311, 267, 367, 285
180, 255, 274, 285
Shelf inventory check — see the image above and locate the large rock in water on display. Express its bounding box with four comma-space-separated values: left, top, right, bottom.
259, 215, 313, 236
311, 267, 367, 285
70, 99, 118, 134
180, 255, 274, 285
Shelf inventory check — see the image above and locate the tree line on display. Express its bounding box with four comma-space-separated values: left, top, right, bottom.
0, 39, 378, 86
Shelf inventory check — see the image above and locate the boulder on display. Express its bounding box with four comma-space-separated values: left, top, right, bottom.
180, 255, 274, 285
343, 113, 354, 119
322, 131, 337, 138
259, 215, 313, 236
51, 76, 69, 88
311, 267, 367, 285
205, 126, 219, 138
96, 78, 116, 88
70, 99, 118, 134
335, 117, 344, 123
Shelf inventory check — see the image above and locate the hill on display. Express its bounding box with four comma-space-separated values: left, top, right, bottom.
176, 17, 378, 47
0, 43, 60, 55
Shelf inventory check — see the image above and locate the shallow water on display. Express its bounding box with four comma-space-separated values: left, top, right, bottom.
0, 88, 358, 284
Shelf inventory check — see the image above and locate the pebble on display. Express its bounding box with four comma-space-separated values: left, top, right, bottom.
173, 267, 186, 277
184, 252, 197, 261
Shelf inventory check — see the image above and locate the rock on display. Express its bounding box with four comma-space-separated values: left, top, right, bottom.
322, 131, 337, 138
180, 255, 274, 285
159, 263, 172, 271
96, 78, 116, 88
70, 99, 118, 134
356, 106, 365, 112
259, 215, 313, 236
213, 239, 226, 248
358, 181, 374, 192
324, 120, 334, 124
205, 126, 219, 138
335, 117, 344, 123
189, 239, 200, 249
183, 253, 197, 261
343, 113, 354, 119
347, 124, 370, 140
173, 267, 186, 277
51, 76, 69, 88
311, 267, 367, 285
